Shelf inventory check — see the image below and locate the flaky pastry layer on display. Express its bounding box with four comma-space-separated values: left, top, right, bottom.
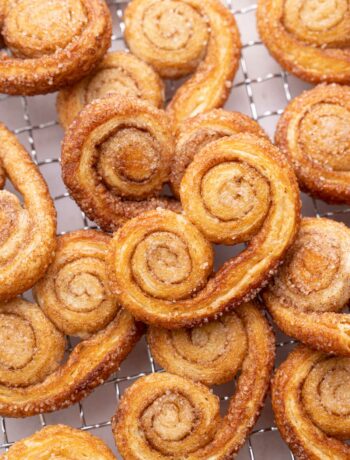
114, 302, 275, 460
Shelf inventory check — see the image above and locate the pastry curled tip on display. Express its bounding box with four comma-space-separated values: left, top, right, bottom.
272, 346, 350, 459
276, 83, 350, 204
264, 217, 350, 356
0, 0, 112, 95
61, 94, 180, 232
0, 297, 144, 417
107, 133, 300, 328
57, 51, 165, 130
257, 0, 350, 84
0, 124, 56, 301
124, 0, 241, 126
113, 302, 275, 460
0, 424, 116, 459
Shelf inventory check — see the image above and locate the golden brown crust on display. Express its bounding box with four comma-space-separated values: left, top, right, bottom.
57, 51, 165, 130
0, 124, 56, 301
257, 0, 350, 84
263, 217, 350, 356
0, 160, 5, 190
61, 94, 180, 232
148, 310, 247, 386
0, 307, 144, 418
0, 299, 65, 388
171, 109, 268, 198
107, 133, 300, 328
0, 424, 116, 459
0, 0, 112, 96
113, 302, 275, 460
34, 230, 120, 338
124, 0, 241, 126
275, 84, 350, 204
272, 346, 350, 460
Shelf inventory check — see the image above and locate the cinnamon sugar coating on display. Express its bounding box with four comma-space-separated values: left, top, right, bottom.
0, 306, 144, 417
107, 133, 300, 328
264, 217, 350, 356
0, 424, 116, 459
124, 0, 241, 126
0, 124, 56, 301
57, 51, 165, 129
61, 94, 180, 232
34, 230, 120, 338
276, 84, 350, 204
272, 346, 350, 459
113, 302, 275, 460
0, 0, 112, 95
257, 0, 350, 84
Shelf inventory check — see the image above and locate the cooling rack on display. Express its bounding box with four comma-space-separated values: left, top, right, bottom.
1, 0, 350, 458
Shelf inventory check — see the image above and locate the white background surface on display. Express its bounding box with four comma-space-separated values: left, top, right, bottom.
1, 0, 350, 458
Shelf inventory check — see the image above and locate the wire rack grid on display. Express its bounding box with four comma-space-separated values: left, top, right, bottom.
0, 0, 350, 458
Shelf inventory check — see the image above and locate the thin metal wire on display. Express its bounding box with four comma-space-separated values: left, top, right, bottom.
0, 1, 348, 458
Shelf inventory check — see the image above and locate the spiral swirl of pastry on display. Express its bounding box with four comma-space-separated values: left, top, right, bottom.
0, 0, 112, 95
0, 306, 143, 417
171, 109, 268, 198
107, 133, 300, 328
57, 51, 165, 130
148, 310, 247, 386
276, 84, 350, 204
62, 94, 180, 232
257, 0, 350, 84
113, 302, 275, 459
1, 424, 116, 459
0, 125, 56, 301
124, 0, 241, 126
34, 230, 119, 338
263, 217, 350, 356
0, 299, 65, 388
272, 346, 350, 459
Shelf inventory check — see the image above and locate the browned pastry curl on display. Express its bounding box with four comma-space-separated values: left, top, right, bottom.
148, 310, 247, 386
0, 424, 116, 459
171, 109, 268, 198
57, 51, 165, 130
0, 299, 65, 388
34, 230, 119, 338
113, 302, 275, 460
257, 0, 350, 84
276, 84, 350, 204
0, 160, 5, 190
62, 94, 180, 232
0, 0, 112, 95
272, 346, 350, 459
0, 124, 56, 301
0, 299, 143, 417
107, 133, 300, 328
263, 217, 350, 356
124, 0, 241, 126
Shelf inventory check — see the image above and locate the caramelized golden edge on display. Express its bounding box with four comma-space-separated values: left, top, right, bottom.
0, 0, 112, 95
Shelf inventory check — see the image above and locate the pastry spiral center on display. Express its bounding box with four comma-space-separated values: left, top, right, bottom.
0, 191, 30, 266
141, 393, 196, 442
201, 162, 270, 223
134, 232, 191, 285
319, 367, 350, 415
55, 258, 106, 313
299, 0, 347, 31
287, 235, 340, 295
171, 321, 228, 363
143, 1, 208, 54
97, 128, 161, 196
0, 314, 35, 369
86, 68, 141, 104
4, 0, 87, 58
299, 104, 350, 171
